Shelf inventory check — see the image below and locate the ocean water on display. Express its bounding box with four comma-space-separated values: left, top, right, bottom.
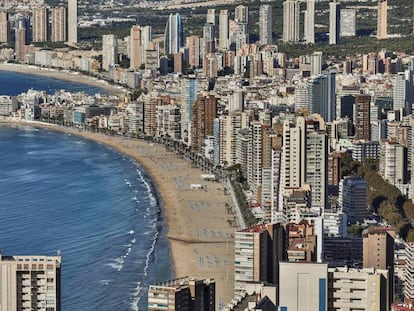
0, 71, 173, 310
0, 70, 108, 96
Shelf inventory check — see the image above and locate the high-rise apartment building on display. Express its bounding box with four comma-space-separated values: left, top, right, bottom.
280, 116, 327, 214
354, 94, 371, 140
68, 0, 78, 44
141, 26, 152, 65
363, 227, 395, 308
0, 253, 61, 311
307, 72, 336, 123
225, 112, 247, 166
235, 5, 248, 24
0, 11, 10, 43
379, 140, 407, 186
329, 1, 340, 45
156, 104, 181, 140
186, 35, 200, 68
328, 267, 390, 311
32, 7, 49, 42
259, 5, 272, 46
15, 25, 27, 62
190, 94, 217, 154
181, 76, 198, 144
130, 25, 142, 70
377, 0, 387, 39
51, 7, 66, 42
218, 10, 229, 50
144, 92, 162, 137
405, 242, 414, 301
281, 117, 306, 191
247, 122, 271, 198
338, 177, 368, 224
394, 71, 414, 115
306, 130, 328, 212
340, 9, 356, 37
304, 0, 315, 44
206, 8, 216, 25
164, 13, 183, 55
283, 0, 300, 42
148, 277, 215, 311
102, 34, 117, 71
234, 223, 287, 293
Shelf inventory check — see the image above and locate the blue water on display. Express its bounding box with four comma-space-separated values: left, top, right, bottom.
0, 70, 107, 96
0, 126, 173, 309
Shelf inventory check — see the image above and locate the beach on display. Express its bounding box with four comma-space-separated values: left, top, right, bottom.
15, 122, 236, 307
0, 63, 126, 95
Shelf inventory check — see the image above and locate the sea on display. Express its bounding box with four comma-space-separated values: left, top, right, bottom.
0, 70, 173, 310
0, 70, 107, 96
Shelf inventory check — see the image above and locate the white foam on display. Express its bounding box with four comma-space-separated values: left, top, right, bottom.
106, 257, 124, 271
129, 225, 160, 310
129, 282, 142, 311
128, 230, 135, 235
136, 169, 157, 206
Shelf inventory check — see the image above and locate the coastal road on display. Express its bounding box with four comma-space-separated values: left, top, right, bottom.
225, 178, 246, 230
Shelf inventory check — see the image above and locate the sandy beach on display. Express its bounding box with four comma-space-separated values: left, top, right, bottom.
0, 63, 127, 95
12, 122, 236, 307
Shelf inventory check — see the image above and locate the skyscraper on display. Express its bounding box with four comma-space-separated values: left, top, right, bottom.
259, 5, 272, 45
304, 0, 315, 44
190, 94, 217, 154
377, 0, 387, 39
281, 117, 306, 190
0, 253, 61, 311
186, 35, 200, 68
306, 128, 328, 212
181, 76, 198, 144
141, 26, 152, 65
130, 25, 142, 70
68, 0, 78, 44
283, 0, 300, 42
206, 8, 216, 25
393, 71, 414, 115
329, 1, 340, 45
235, 5, 248, 24
15, 23, 27, 61
164, 13, 183, 54
218, 10, 229, 50
354, 95, 371, 140
0, 11, 10, 43
307, 71, 336, 123
32, 7, 49, 42
102, 34, 117, 71
340, 9, 356, 37
51, 7, 66, 42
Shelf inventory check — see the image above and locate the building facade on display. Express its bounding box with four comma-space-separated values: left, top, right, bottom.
0, 253, 61, 311
148, 277, 215, 311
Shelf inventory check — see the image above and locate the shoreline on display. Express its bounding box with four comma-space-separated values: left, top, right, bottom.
0, 63, 127, 95
5, 121, 235, 307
